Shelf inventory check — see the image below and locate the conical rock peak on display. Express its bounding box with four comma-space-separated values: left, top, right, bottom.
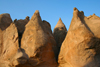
54, 18, 66, 29
30, 10, 41, 21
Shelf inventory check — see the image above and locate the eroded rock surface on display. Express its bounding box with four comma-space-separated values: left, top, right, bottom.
14, 16, 30, 47
58, 8, 100, 67
0, 23, 28, 67
21, 10, 57, 67
14, 16, 29, 33
0, 13, 12, 30
0, 8, 100, 67
87, 14, 100, 20
85, 14, 100, 38
53, 18, 67, 61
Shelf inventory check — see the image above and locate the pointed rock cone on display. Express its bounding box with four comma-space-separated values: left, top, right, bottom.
54, 18, 67, 30
58, 7, 100, 67
0, 23, 29, 67
30, 10, 42, 21
0, 23, 19, 66
21, 10, 57, 67
0, 13, 12, 30
53, 18, 67, 61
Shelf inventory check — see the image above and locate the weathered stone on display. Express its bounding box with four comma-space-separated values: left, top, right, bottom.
58, 8, 100, 67
14, 16, 30, 47
87, 14, 100, 20
0, 29, 3, 57
0, 23, 28, 67
21, 10, 57, 67
85, 14, 100, 38
14, 16, 30, 33
0, 13, 12, 30
53, 18, 67, 61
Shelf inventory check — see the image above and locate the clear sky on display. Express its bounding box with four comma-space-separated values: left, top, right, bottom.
0, 0, 100, 30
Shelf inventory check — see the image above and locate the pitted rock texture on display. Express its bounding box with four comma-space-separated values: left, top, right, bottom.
0, 7, 100, 67
58, 8, 100, 67
21, 10, 58, 67
85, 14, 100, 38
0, 23, 28, 67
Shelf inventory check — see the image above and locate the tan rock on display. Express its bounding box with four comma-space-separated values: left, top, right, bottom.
21, 10, 57, 67
14, 16, 30, 33
14, 16, 30, 47
0, 23, 19, 60
0, 29, 3, 55
0, 13, 12, 30
43, 20, 52, 34
87, 14, 100, 20
58, 7, 100, 67
53, 18, 67, 61
0, 23, 28, 67
85, 14, 100, 38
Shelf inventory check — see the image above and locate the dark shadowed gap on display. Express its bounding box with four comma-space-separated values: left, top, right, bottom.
18, 32, 22, 47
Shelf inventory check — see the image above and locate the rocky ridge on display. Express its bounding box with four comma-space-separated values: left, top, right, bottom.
0, 8, 100, 67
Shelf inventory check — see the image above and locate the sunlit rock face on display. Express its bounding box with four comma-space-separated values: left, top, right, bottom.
53, 18, 67, 61
58, 8, 100, 67
86, 14, 100, 38
0, 7, 100, 67
0, 13, 12, 30
0, 23, 28, 67
21, 10, 58, 67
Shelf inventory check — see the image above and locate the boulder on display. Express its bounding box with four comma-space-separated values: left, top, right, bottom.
58, 8, 100, 67
21, 10, 57, 67
53, 18, 67, 61
0, 13, 12, 30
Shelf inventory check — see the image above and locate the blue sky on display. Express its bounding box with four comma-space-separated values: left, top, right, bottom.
0, 0, 100, 30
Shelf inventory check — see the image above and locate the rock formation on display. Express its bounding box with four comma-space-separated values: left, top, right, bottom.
53, 18, 67, 61
87, 14, 100, 20
0, 29, 3, 55
0, 13, 12, 30
85, 14, 100, 38
0, 7, 100, 67
0, 23, 28, 67
14, 16, 29, 33
21, 10, 57, 67
58, 7, 100, 67
14, 16, 30, 47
